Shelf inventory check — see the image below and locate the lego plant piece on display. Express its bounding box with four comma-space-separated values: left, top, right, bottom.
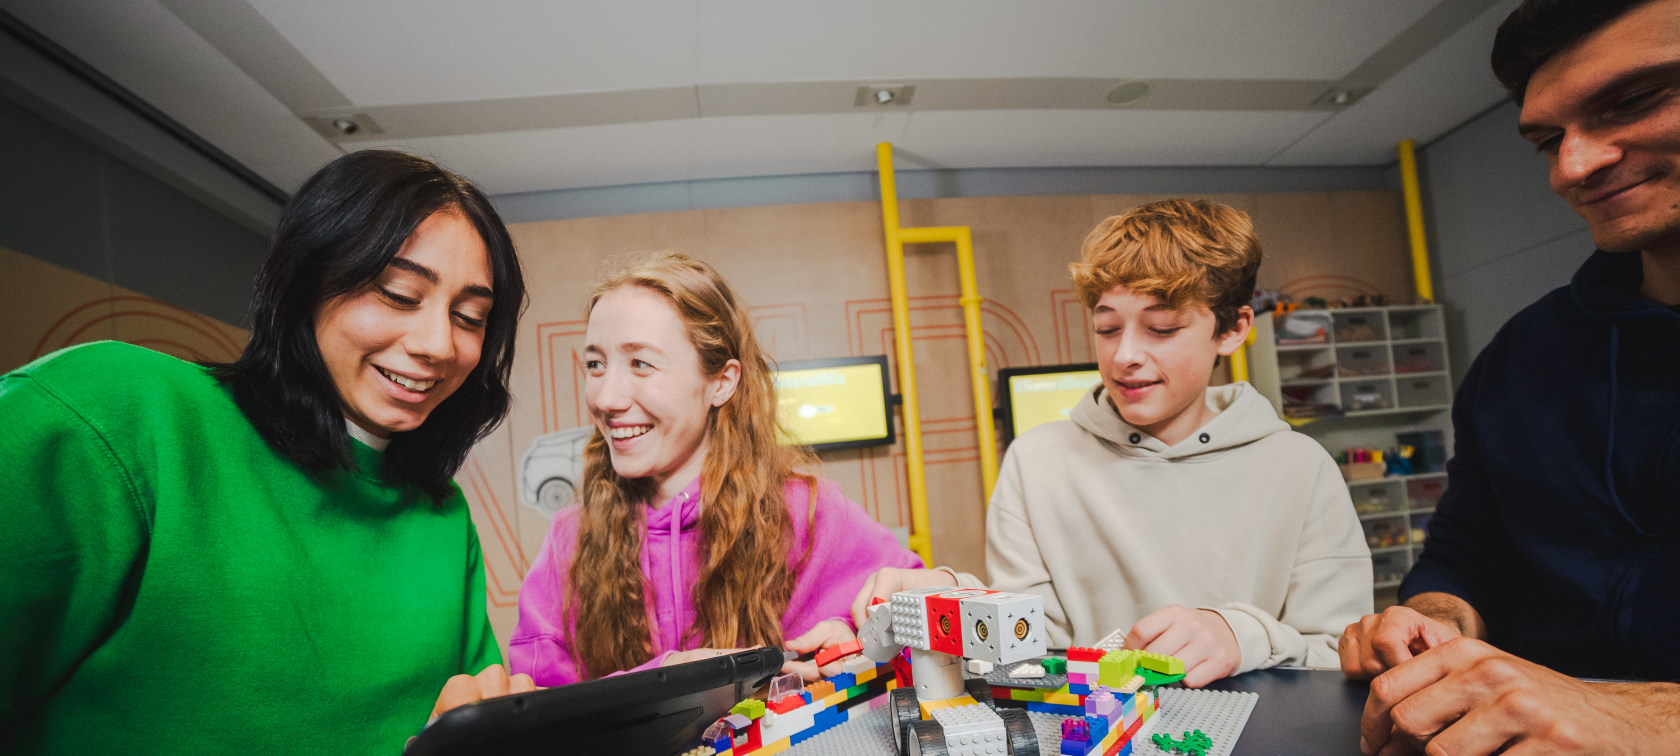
1040, 657, 1067, 675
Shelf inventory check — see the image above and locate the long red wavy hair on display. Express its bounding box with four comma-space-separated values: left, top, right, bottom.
564, 251, 816, 680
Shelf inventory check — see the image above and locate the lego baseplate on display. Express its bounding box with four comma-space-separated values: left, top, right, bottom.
781, 687, 1255, 756
1130, 689, 1256, 756
971, 656, 1067, 690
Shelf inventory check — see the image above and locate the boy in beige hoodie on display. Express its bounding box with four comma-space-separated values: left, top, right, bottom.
854, 199, 1371, 687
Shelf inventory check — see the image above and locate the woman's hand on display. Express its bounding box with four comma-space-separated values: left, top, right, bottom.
781, 620, 858, 681
431, 664, 538, 719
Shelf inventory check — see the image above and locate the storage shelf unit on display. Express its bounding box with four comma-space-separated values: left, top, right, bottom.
1253, 305, 1455, 598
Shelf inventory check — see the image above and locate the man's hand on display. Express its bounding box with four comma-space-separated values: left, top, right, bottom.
781, 619, 857, 681
849, 567, 957, 627
1361, 637, 1680, 756
432, 664, 538, 719
1122, 605, 1241, 688
1339, 605, 1462, 680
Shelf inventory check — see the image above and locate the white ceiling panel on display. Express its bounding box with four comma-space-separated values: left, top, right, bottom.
898, 109, 1335, 168
688, 112, 910, 180
386, 119, 695, 195
1266, 0, 1518, 165
245, 0, 703, 105
697, 0, 1436, 83
2, 0, 339, 191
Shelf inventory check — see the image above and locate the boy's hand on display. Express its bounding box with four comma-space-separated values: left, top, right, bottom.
850, 567, 958, 627
431, 664, 538, 719
1122, 605, 1241, 688
781, 619, 857, 681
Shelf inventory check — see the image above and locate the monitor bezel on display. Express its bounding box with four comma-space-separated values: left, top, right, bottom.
773, 354, 896, 453
995, 362, 1101, 440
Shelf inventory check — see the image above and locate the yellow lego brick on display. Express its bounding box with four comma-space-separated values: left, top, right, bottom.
1117, 674, 1144, 695
1139, 651, 1184, 676
823, 689, 847, 707
919, 694, 978, 719
755, 737, 791, 755
1042, 690, 1082, 706
854, 665, 877, 684
885, 679, 898, 692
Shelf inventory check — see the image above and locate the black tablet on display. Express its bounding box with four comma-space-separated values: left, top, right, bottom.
406, 647, 783, 756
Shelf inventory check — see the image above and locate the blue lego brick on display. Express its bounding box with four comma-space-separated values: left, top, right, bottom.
828, 672, 857, 691
1026, 701, 1085, 717
1067, 682, 1091, 695
1086, 714, 1109, 743
1117, 741, 1131, 756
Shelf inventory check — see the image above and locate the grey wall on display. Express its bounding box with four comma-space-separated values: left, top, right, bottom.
0, 92, 270, 327
1416, 100, 1591, 382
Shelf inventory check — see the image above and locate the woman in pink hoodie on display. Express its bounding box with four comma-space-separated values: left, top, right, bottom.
508, 251, 927, 686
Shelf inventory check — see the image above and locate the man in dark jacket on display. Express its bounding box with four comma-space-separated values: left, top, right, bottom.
1338, 0, 1680, 754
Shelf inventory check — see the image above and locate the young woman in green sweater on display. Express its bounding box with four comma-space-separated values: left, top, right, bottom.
0, 150, 528, 754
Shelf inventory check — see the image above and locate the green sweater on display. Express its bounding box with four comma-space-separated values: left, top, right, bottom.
0, 342, 501, 753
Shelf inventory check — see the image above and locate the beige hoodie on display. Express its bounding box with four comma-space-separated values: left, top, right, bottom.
983, 381, 1372, 672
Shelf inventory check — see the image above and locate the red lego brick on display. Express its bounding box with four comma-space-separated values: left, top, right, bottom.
814, 638, 863, 668
1068, 646, 1104, 662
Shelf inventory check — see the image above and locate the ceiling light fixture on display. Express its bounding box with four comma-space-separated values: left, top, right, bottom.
856, 84, 915, 107
330, 118, 359, 135
1311, 87, 1373, 108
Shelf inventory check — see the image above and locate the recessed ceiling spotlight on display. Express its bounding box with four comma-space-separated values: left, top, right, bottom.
1311, 87, 1373, 108
331, 118, 359, 135
1105, 80, 1151, 106
856, 84, 915, 107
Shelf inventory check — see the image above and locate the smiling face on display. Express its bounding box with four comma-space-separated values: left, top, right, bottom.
584, 285, 740, 505
1518, 0, 1680, 257
312, 210, 493, 438
1092, 285, 1251, 446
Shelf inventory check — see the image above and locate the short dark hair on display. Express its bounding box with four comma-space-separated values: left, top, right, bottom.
215, 150, 526, 502
1492, 0, 1656, 104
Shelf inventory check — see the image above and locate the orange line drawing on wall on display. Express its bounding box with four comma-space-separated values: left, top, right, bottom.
33, 295, 244, 362
1280, 274, 1385, 301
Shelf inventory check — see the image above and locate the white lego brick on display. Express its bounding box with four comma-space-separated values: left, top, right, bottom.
930, 704, 1008, 756
757, 697, 822, 745
841, 656, 875, 675
1008, 662, 1045, 679
1095, 627, 1127, 651
959, 591, 1046, 665
965, 659, 994, 675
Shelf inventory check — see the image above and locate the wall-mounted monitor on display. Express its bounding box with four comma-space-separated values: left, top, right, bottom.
773, 355, 895, 452
996, 363, 1101, 440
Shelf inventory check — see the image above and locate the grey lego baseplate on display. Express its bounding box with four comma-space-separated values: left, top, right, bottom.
783, 687, 1256, 756
971, 655, 1067, 690
1132, 689, 1257, 756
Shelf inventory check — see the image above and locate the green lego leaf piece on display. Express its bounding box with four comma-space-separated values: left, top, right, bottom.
1040, 656, 1067, 675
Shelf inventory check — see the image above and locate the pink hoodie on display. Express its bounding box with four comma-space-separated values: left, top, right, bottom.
509, 475, 925, 685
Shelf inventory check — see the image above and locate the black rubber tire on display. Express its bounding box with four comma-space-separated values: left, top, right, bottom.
998, 707, 1040, 756
909, 718, 950, 756
964, 676, 997, 708
890, 687, 921, 756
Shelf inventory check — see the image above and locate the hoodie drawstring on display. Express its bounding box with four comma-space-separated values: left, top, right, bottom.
1604, 324, 1649, 537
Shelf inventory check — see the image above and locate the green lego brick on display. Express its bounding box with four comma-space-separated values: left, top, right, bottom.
731, 698, 766, 719
1039, 657, 1067, 675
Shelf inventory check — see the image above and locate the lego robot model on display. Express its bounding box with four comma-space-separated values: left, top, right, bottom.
857, 586, 1046, 756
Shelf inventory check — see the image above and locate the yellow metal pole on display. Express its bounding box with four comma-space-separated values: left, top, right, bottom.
953, 228, 1000, 498
1397, 139, 1435, 303
875, 142, 934, 564
1229, 327, 1255, 384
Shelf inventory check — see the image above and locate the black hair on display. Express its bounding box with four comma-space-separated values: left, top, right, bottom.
1492, 0, 1657, 104
214, 149, 526, 502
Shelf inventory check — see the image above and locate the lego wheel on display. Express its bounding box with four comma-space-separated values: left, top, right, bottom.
908, 718, 950, 756
964, 677, 996, 708
998, 708, 1040, 756
890, 687, 920, 756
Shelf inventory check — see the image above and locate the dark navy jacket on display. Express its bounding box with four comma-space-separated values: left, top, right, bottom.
1400, 250, 1680, 681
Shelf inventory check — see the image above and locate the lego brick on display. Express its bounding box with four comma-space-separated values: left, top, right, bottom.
806, 680, 834, 699
1028, 701, 1086, 717
841, 656, 874, 676
1008, 687, 1046, 702
814, 638, 863, 668
827, 672, 856, 691
919, 694, 978, 719
1068, 682, 1091, 695
732, 698, 766, 719
821, 689, 847, 707
931, 703, 1010, 756
767, 695, 804, 715
1099, 650, 1139, 688
960, 591, 1047, 665
758, 698, 819, 745
1068, 646, 1105, 662
1043, 689, 1083, 706
1138, 652, 1185, 676
1118, 675, 1145, 695
754, 737, 790, 755
1009, 662, 1047, 679
1042, 657, 1068, 675
926, 590, 966, 655
966, 659, 995, 675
